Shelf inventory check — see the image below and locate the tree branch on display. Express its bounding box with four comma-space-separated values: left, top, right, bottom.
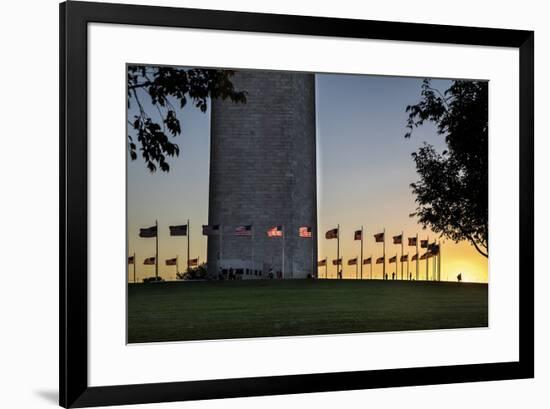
128, 81, 152, 90
465, 233, 488, 258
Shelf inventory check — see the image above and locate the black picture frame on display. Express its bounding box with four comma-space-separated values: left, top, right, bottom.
60, 1, 534, 407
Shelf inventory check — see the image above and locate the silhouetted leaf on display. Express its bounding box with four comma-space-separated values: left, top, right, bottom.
127, 65, 247, 172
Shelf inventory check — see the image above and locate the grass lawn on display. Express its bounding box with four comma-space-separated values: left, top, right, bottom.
127, 279, 488, 343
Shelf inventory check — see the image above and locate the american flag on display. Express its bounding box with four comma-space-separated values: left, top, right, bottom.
169, 224, 187, 236
428, 243, 440, 255
139, 225, 157, 238
188, 257, 199, 266
325, 228, 338, 239
408, 237, 417, 246
143, 256, 156, 265
332, 258, 342, 266
420, 252, 430, 260
354, 230, 362, 241
411, 253, 419, 261
348, 257, 358, 266
376, 256, 385, 264
299, 226, 312, 238
318, 258, 327, 267
420, 239, 429, 248
235, 225, 252, 236
374, 232, 384, 242
389, 255, 397, 263
202, 224, 220, 236
363, 257, 372, 265
128, 256, 135, 264
267, 226, 283, 237
165, 257, 177, 266
393, 234, 402, 244
400, 254, 409, 262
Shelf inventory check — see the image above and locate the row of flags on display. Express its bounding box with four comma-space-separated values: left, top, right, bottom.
320, 227, 441, 280
318, 251, 439, 266
141, 224, 443, 242
129, 255, 199, 267
132, 221, 314, 282
324, 229, 440, 257
132, 221, 441, 281
136, 221, 194, 281
140, 224, 313, 238
327, 229, 433, 249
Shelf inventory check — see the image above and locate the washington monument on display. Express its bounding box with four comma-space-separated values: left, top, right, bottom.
207, 70, 317, 279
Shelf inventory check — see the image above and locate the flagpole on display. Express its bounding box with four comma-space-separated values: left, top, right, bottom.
438, 240, 441, 281
251, 225, 255, 275
433, 247, 436, 281
433, 244, 437, 281
438, 240, 442, 281
383, 228, 386, 281
186, 219, 190, 272
426, 235, 429, 281
370, 254, 373, 279
155, 220, 159, 280
407, 253, 410, 280
360, 226, 364, 280
438, 244, 440, 281
401, 230, 405, 280
337, 224, 340, 280
282, 225, 285, 280
133, 252, 136, 284
416, 233, 419, 281
325, 257, 328, 279
219, 225, 223, 274
433, 241, 436, 281
311, 229, 314, 279
356, 257, 358, 279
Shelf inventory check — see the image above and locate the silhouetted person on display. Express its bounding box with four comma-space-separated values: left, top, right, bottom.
457, 273, 462, 282
392, 272, 395, 280
409, 272, 412, 281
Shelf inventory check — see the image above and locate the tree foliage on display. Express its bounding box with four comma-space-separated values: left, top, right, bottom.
406, 79, 488, 257
176, 263, 208, 280
128, 65, 247, 172
142, 276, 164, 283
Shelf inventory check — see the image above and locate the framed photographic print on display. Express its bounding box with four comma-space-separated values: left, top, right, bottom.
60, 1, 534, 407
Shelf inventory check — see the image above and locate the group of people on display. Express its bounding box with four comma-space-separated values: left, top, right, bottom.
216, 267, 285, 280
380, 272, 415, 281
215, 266, 464, 282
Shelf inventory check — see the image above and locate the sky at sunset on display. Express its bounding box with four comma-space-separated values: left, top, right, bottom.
127, 70, 488, 284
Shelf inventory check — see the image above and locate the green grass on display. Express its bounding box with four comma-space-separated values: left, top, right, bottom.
127, 279, 488, 343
